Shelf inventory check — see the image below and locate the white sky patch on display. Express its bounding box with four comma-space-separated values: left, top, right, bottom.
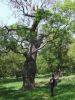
0, 0, 18, 26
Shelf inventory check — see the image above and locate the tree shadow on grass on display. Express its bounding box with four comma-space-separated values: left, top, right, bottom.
53, 83, 75, 100
0, 85, 51, 100
0, 78, 75, 100
0, 78, 22, 84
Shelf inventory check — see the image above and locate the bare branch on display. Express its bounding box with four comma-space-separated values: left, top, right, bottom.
21, 5, 35, 17
29, 39, 50, 55
9, 0, 35, 18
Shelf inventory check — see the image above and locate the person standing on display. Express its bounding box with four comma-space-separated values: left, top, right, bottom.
49, 73, 57, 96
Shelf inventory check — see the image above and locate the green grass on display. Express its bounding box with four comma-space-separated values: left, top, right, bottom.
0, 75, 75, 100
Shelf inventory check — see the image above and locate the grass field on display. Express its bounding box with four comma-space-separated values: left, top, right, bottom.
0, 75, 75, 100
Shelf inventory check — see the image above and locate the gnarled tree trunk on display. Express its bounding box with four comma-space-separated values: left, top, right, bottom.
22, 55, 36, 89
22, 39, 42, 89
22, 32, 45, 89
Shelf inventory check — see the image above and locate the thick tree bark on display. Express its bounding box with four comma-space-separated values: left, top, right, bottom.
22, 35, 44, 89
22, 42, 39, 89
22, 55, 36, 89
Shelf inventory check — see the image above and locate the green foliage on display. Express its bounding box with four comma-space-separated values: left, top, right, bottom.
0, 52, 24, 77
70, 21, 75, 32
7, 39, 17, 51
54, 0, 75, 12
0, 0, 75, 75
67, 40, 75, 72
41, 17, 73, 72
35, 9, 52, 21
40, 0, 75, 72
37, 55, 48, 74
16, 25, 37, 42
62, 0, 75, 11
68, 41, 75, 62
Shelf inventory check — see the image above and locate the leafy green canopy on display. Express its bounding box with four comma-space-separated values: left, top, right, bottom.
0, 0, 75, 74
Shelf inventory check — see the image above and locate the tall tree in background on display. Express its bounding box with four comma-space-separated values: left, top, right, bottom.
41, 0, 75, 74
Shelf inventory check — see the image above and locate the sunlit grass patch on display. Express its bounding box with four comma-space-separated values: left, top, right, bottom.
0, 75, 75, 100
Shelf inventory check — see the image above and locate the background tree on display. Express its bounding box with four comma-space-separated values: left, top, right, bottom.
0, 51, 24, 78
39, 0, 75, 75
68, 39, 75, 73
